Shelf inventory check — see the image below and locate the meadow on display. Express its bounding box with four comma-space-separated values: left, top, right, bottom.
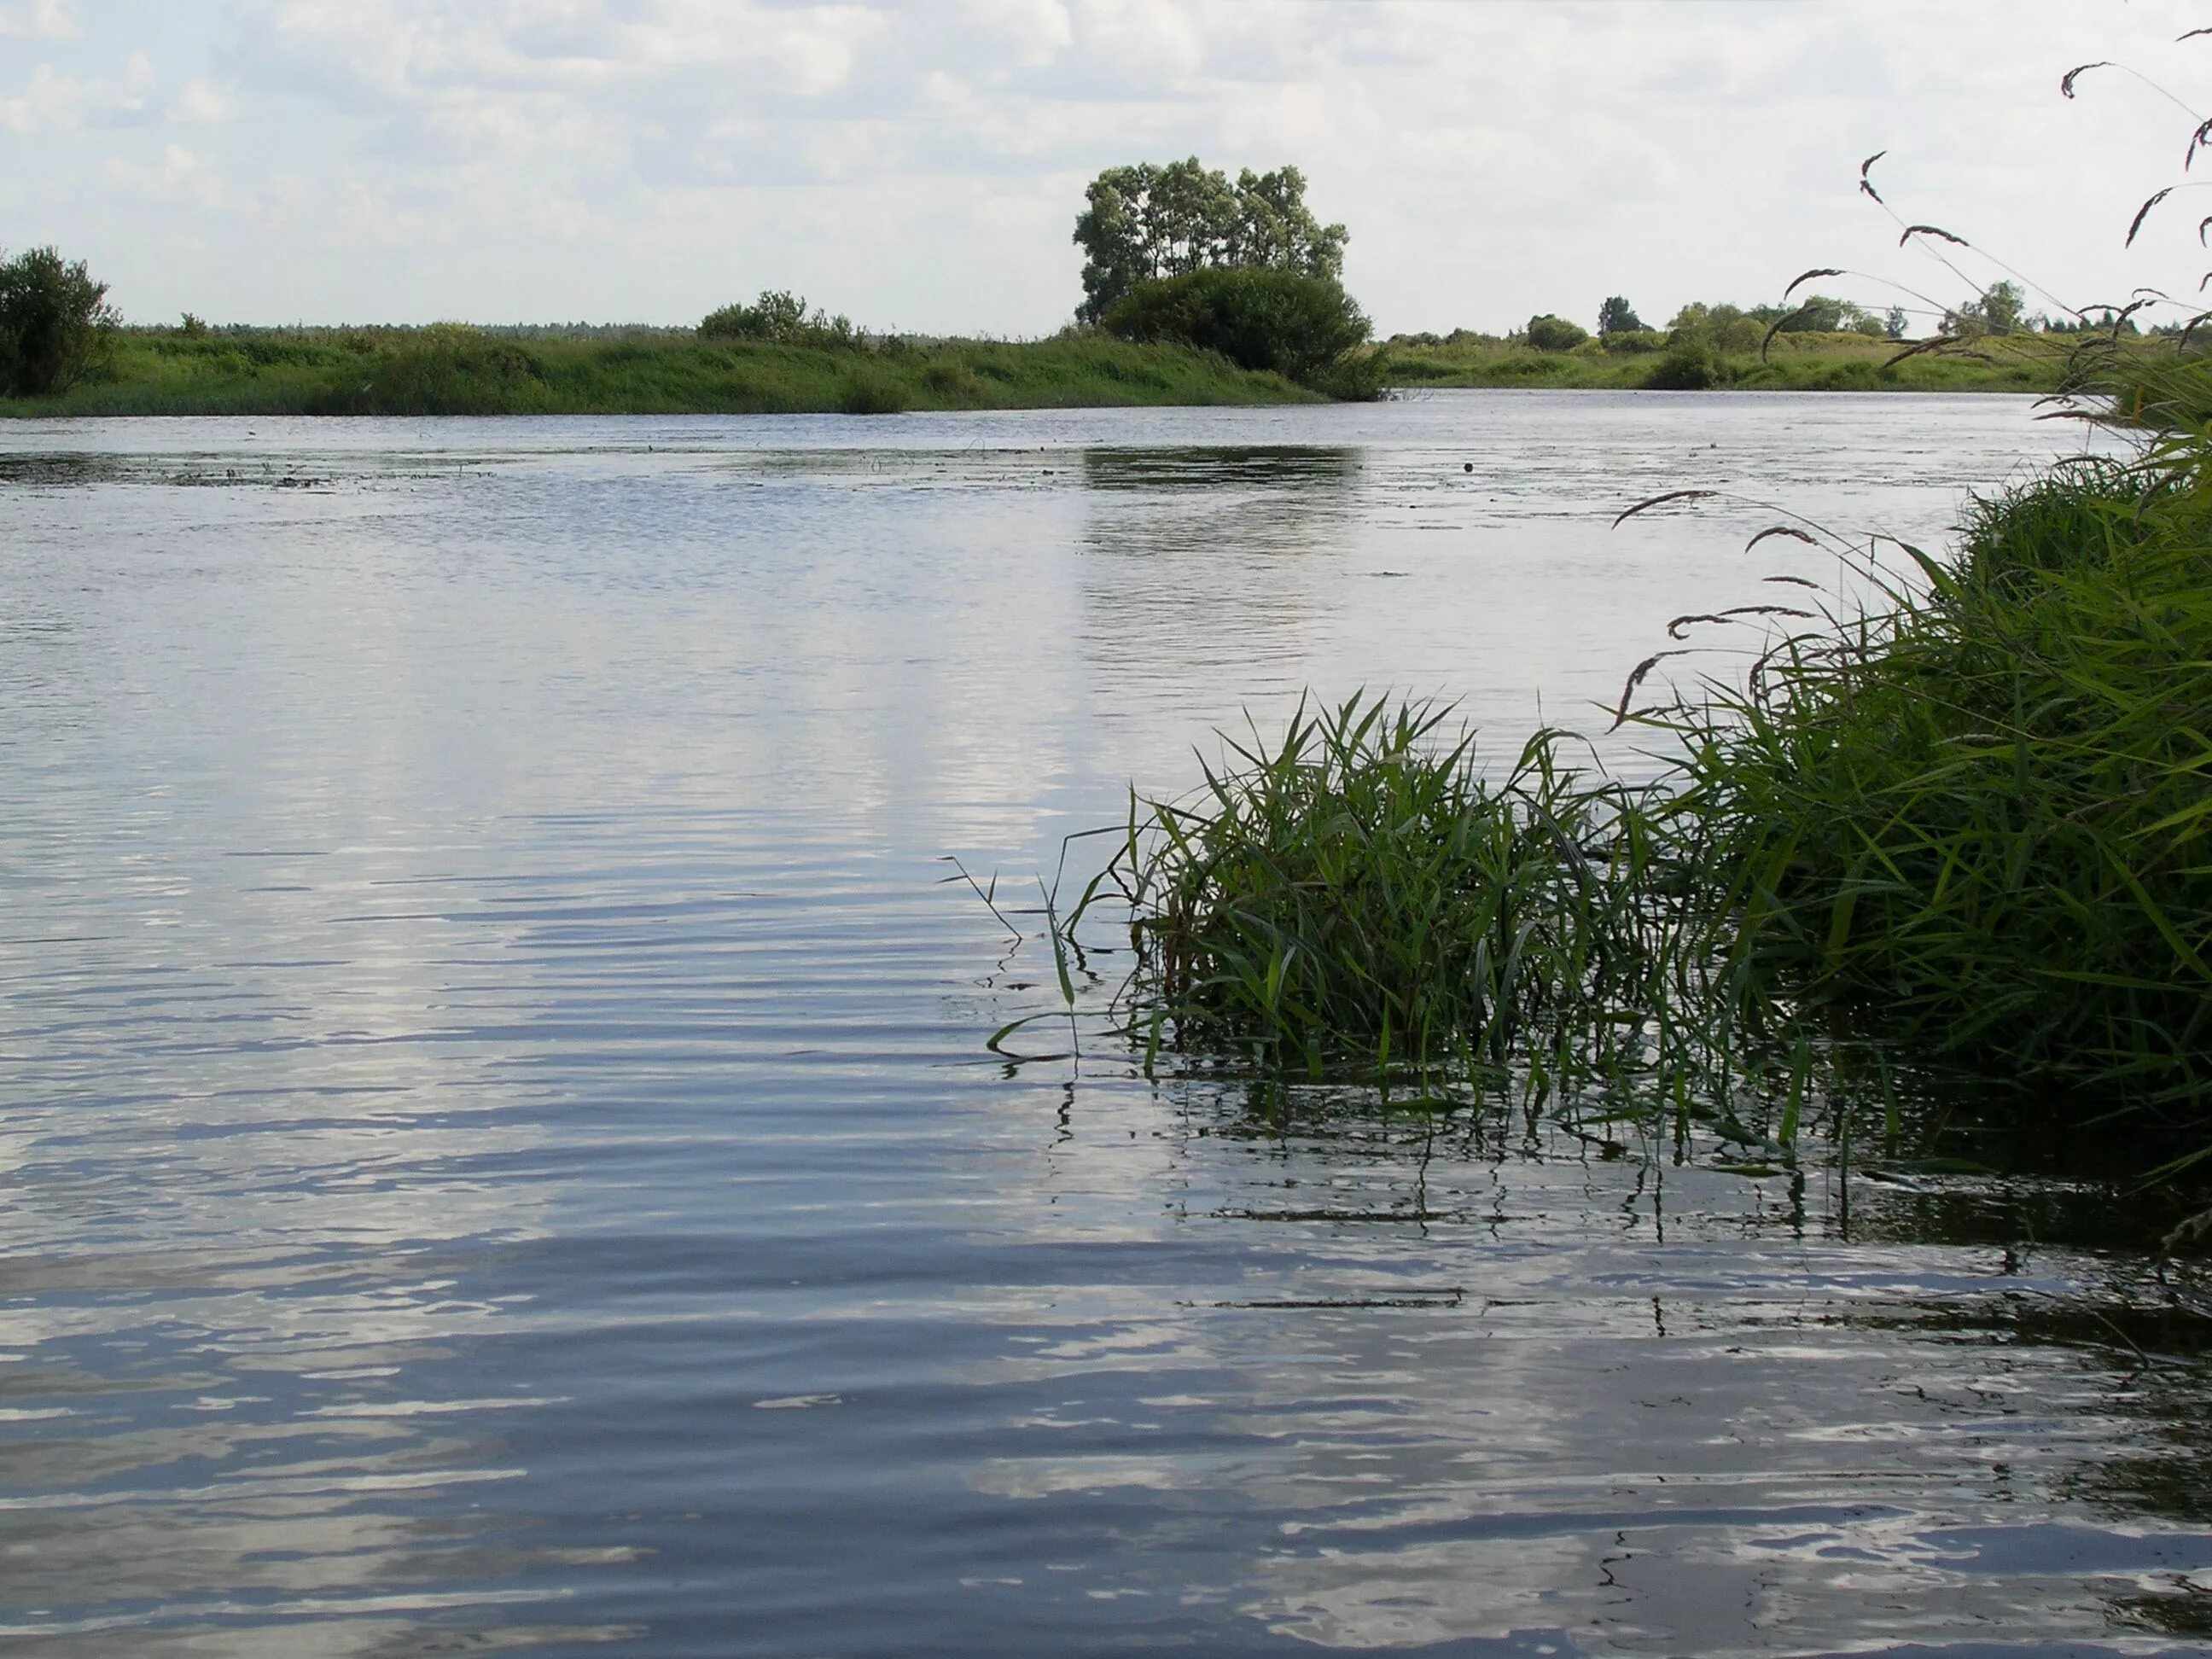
2, 323, 1318, 417
1382, 327, 2070, 393
1, 317, 2104, 418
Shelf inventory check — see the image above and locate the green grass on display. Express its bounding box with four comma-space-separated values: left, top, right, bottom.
2, 325, 1319, 416
1672, 450, 2212, 1129
1084, 690, 1784, 1139
1381, 329, 2069, 393
1087, 697, 1738, 1116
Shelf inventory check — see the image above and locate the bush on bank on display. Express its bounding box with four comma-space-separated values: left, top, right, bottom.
1099, 267, 1379, 397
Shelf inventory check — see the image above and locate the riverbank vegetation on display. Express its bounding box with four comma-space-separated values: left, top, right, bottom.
1068, 341, 2212, 1195
1101, 266, 1381, 399
1072, 158, 1348, 323
1033, 125, 2212, 1196
1382, 322, 2071, 393
0, 319, 1318, 417
1383, 277, 2208, 395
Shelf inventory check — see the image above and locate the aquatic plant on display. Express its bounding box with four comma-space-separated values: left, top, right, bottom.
1668, 445, 2212, 1132
1047, 335, 2212, 1190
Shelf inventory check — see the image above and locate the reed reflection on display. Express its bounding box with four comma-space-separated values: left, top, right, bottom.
965, 1071, 2212, 1652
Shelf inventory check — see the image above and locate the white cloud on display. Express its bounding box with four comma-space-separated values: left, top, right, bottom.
0, 51, 151, 131
166, 77, 232, 124
5, 0, 2206, 332
0, 0, 78, 38
103, 142, 226, 207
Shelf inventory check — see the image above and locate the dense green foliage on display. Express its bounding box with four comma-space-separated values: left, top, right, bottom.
698, 289, 857, 347
1100, 699, 1708, 1091
0, 324, 1320, 416
1382, 327, 2068, 393
1100, 267, 1377, 395
1644, 336, 1720, 390
0, 246, 118, 395
1596, 296, 1645, 337
1073, 158, 1348, 323
1674, 376, 2212, 1122
1523, 313, 1588, 352
1947, 280, 2029, 337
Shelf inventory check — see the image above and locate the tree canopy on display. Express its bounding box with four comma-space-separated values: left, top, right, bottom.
1944, 281, 2028, 337
0, 246, 118, 397
1524, 313, 1588, 352
1073, 159, 1348, 323
1597, 296, 1644, 337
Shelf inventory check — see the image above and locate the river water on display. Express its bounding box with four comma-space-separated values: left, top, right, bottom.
2, 392, 2206, 1656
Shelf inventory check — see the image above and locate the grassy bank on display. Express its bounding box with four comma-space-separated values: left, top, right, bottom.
1382, 329, 2068, 393
1057, 346, 2212, 1192
6, 321, 2103, 416
1, 324, 1318, 417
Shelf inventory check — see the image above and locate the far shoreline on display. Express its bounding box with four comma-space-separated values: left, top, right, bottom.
0, 325, 2070, 420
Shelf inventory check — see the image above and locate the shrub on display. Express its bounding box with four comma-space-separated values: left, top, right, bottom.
835, 367, 909, 415
700, 290, 859, 348
920, 359, 983, 402
1523, 313, 1588, 352
0, 246, 119, 396
1645, 338, 1719, 389
1099, 266, 1371, 391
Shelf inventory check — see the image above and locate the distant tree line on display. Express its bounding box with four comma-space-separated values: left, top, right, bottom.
1478, 281, 2079, 356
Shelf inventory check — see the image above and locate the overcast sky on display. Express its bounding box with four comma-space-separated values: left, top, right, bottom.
1, 0, 2203, 335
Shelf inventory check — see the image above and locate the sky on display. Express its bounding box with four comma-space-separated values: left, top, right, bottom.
0, 0, 2204, 336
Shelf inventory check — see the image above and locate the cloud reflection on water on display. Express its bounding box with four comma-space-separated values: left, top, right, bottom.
952, 1069, 2212, 1653
0, 399, 2176, 1656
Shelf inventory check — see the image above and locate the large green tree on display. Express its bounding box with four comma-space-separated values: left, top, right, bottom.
1596, 296, 1644, 337
1073, 159, 1348, 323
0, 246, 118, 397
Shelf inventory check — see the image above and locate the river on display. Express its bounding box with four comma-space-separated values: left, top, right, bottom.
2, 392, 2205, 1656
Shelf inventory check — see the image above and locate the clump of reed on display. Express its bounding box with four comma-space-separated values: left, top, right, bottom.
1072, 360, 2212, 1173
1669, 441, 2212, 1129
1088, 696, 1754, 1113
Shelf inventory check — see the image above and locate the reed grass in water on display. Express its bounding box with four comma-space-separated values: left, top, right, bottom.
1675, 448, 2212, 1129
1095, 699, 1743, 1113
1067, 347, 2212, 1180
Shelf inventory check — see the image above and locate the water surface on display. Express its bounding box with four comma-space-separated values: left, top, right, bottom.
3, 393, 2207, 1656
